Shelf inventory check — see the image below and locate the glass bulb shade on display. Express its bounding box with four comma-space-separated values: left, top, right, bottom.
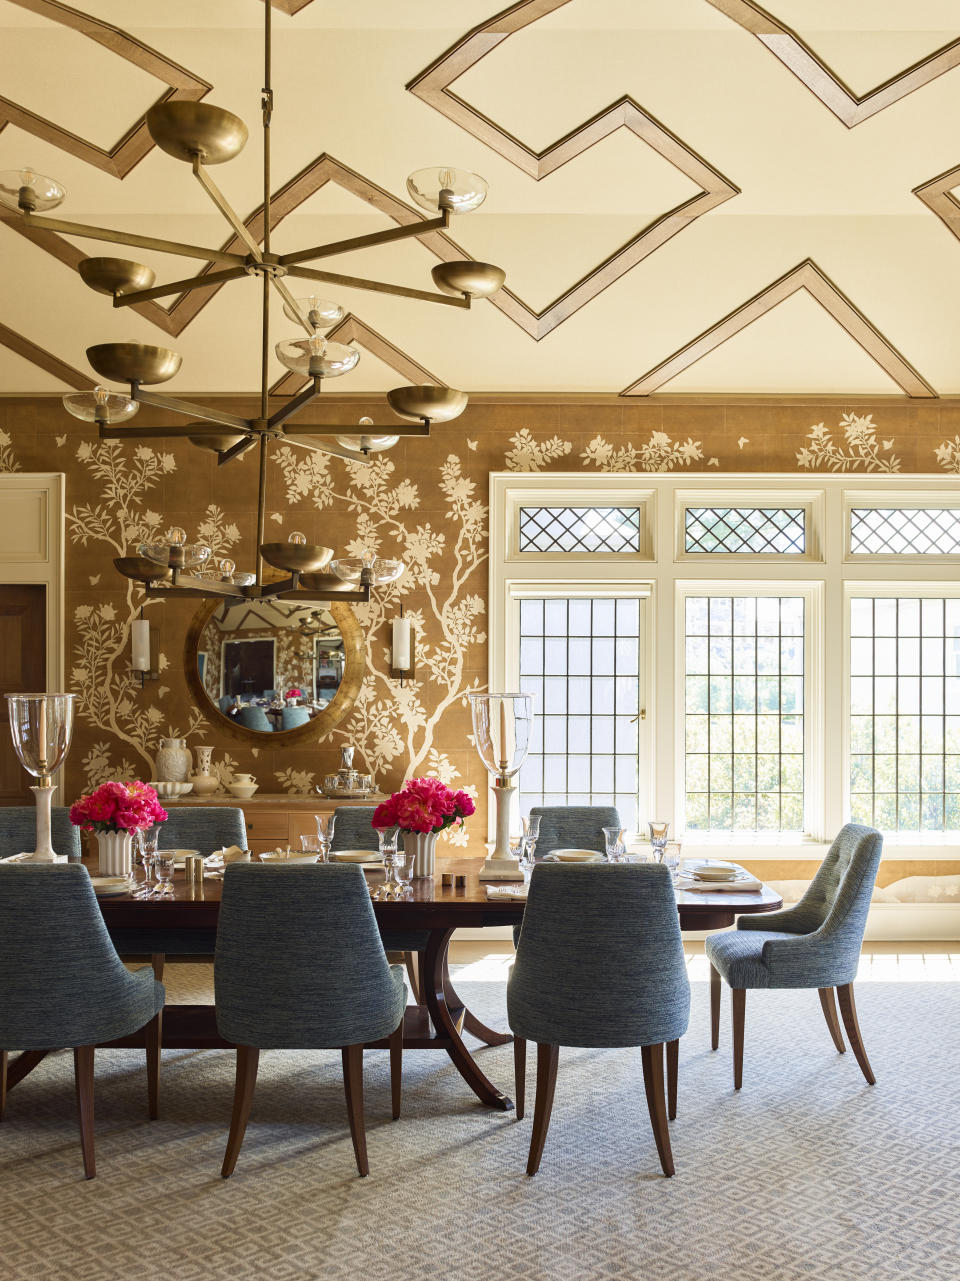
282, 296, 344, 330
288, 531, 307, 544
219, 559, 236, 576
468, 692, 534, 780
275, 339, 359, 378
62, 388, 139, 424
334, 433, 400, 454
406, 167, 487, 213
138, 537, 211, 569
168, 527, 187, 546
0, 168, 65, 212
5, 693, 75, 779
329, 555, 404, 585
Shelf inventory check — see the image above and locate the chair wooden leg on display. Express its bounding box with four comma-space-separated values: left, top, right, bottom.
526, 1043, 559, 1176
145, 1011, 162, 1120
710, 962, 721, 1050
73, 1045, 96, 1180
221, 1045, 260, 1178
388, 1019, 403, 1120
403, 951, 421, 1004
666, 1038, 679, 1121
818, 987, 846, 1055
341, 1043, 369, 1177
732, 988, 746, 1090
151, 953, 165, 982
640, 1043, 675, 1176
0, 1050, 7, 1121
513, 1035, 526, 1120
836, 983, 876, 1085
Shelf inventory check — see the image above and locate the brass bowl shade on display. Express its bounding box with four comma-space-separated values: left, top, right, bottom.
87, 342, 182, 385
187, 425, 248, 453
146, 102, 248, 166
78, 257, 156, 296
114, 556, 173, 584
431, 260, 505, 299
258, 542, 334, 574
387, 385, 468, 423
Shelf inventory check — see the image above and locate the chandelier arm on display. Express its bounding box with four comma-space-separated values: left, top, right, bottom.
17, 212, 246, 266
192, 158, 264, 262
112, 265, 248, 307
217, 437, 258, 465
129, 389, 253, 433
280, 422, 431, 438
266, 379, 322, 430
277, 211, 449, 268
268, 273, 316, 336
286, 265, 470, 308
282, 435, 368, 463
98, 423, 245, 441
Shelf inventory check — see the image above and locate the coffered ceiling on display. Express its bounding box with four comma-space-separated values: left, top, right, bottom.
3, 0, 960, 397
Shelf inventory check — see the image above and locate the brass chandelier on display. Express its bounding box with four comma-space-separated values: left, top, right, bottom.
0, 3, 504, 604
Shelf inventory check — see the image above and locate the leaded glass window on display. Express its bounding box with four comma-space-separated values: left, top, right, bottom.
684, 596, 805, 832
849, 597, 960, 831
518, 507, 642, 554
850, 509, 960, 555
684, 508, 805, 554
518, 597, 643, 828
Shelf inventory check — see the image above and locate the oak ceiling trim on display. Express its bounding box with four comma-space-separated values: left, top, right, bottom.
0, 322, 89, 389
0, 0, 211, 177
914, 163, 960, 246
407, 0, 739, 340
707, 0, 960, 127
622, 259, 936, 399
265, 0, 316, 14
269, 313, 441, 397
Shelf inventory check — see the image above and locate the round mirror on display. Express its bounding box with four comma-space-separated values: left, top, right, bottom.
184, 598, 363, 742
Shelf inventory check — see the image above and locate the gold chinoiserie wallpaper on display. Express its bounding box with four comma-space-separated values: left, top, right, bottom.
3, 394, 960, 844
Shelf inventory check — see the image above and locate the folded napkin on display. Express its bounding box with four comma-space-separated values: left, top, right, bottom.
675, 873, 762, 893
485, 884, 529, 899
210, 845, 249, 864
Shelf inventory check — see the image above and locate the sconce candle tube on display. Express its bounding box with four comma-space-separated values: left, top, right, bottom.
391, 616, 412, 671
131, 618, 151, 672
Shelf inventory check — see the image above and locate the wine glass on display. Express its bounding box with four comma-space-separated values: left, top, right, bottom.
520, 813, 540, 871
662, 840, 683, 882
152, 850, 177, 898
648, 820, 670, 861
393, 838, 415, 891
601, 826, 626, 862
133, 824, 162, 897
314, 812, 336, 860
374, 827, 402, 899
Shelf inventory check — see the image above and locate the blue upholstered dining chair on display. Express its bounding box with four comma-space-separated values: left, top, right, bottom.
218, 695, 235, 715
705, 823, 883, 1089
508, 862, 690, 1177
214, 862, 407, 1178
0, 864, 165, 1179
280, 706, 310, 731
0, 806, 81, 861
237, 706, 272, 732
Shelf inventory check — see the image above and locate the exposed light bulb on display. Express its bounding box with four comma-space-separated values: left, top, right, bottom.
359, 416, 374, 426
308, 334, 326, 356
361, 550, 377, 567
94, 385, 109, 405
288, 531, 307, 544
20, 166, 35, 187
220, 558, 236, 578
167, 527, 187, 546
439, 168, 455, 190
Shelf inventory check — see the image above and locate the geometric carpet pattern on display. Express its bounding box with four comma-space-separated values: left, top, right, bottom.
1, 972, 958, 1281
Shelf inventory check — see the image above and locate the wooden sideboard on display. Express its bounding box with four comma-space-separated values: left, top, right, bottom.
165, 793, 386, 856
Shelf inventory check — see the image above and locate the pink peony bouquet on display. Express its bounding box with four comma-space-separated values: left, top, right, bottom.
286, 687, 303, 699
373, 777, 475, 835
69, 780, 168, 834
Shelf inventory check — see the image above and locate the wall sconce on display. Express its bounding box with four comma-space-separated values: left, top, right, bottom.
389, 610, 416, 682
130, 612, 157, 684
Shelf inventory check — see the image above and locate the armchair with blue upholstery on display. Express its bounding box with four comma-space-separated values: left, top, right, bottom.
705, 823, 883, 1089
508, 862, 689, 1176
0, 806, 81, 861
0, 864, 165, 1179
237, 706, 272, 732
215, 862, 406, 1177
280, 706, 310, 731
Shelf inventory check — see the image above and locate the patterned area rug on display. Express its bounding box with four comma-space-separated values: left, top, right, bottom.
1, 969, 957, 1281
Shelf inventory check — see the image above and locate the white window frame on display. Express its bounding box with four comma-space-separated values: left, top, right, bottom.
491, 471, 960, 860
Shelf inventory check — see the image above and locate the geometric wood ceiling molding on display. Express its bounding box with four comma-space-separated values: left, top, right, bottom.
266, 0, 316, 14
707, 0, 960, 127
269, 313, 442, 398
622, 259, 937, 398
914, 163, 960, 247
0, 0, 210, 177
407, 0, 739, 340
0, 320, 89, 388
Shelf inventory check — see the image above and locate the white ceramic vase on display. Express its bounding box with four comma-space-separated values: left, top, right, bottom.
404, 830, 438, 879
190, 744, 219, 796
156, 736, 192, 782
97, 829, 133, 877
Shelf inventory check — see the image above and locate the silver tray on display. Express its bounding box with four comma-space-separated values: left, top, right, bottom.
320, 787, 375, 799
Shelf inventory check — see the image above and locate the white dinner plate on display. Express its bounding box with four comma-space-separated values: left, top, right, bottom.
258, 851, 320, 865
686, 859, 740, 882
331, 849, 382, 863
90, 876, 132, 896
545, 849, 601, 862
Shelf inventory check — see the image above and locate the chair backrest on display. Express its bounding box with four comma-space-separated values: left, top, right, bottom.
508, 862, 690, 1049
790, 823, 883, 948
0, 864, 160, 1048
160, 805, 247, 854
0, 806, 81, 861
529, 805, 621, 857
329, 805, 404, 852
263, 689, 278, 701
237, 706, 272, 731
215, 863, 401, 1047
281, 706, 310, 731
218, 695, 234, 714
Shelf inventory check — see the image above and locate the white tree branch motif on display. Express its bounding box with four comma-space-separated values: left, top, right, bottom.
796, 413, 900, 472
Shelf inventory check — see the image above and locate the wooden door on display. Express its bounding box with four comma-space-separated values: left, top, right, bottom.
0, 584, 46, 805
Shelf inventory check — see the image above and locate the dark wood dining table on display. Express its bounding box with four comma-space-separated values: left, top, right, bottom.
6, 857, 782, 1113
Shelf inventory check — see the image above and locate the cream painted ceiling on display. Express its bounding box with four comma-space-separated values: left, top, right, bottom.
3, 0, 960, 397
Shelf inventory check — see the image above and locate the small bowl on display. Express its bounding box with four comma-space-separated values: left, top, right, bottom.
258, 850, 319, 865
545, 849, 601, 862
227, 782, 259, 799
154, 780, 187, 798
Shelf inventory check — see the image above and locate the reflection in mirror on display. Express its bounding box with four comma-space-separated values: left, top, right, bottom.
197, 600, 347, 734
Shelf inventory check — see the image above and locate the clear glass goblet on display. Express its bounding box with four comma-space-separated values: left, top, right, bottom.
662, 840, 683, 882
299, 834, 322, 862
314, 812, 336, 860
133, 824, 162, 897
152, 850, 177, 898
602, 825, 627, 863
648, 820, 670, 861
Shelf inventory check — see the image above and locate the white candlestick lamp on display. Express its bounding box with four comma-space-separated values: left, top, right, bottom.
5, 693, 76, 862
468, 691, 534, 882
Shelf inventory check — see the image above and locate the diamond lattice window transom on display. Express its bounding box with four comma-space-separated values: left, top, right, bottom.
684, 508, 805, 555
850, 509, 960, 555
519, 507, 642, 554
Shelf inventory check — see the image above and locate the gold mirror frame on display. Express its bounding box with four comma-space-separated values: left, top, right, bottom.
184, 598, 364, 745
